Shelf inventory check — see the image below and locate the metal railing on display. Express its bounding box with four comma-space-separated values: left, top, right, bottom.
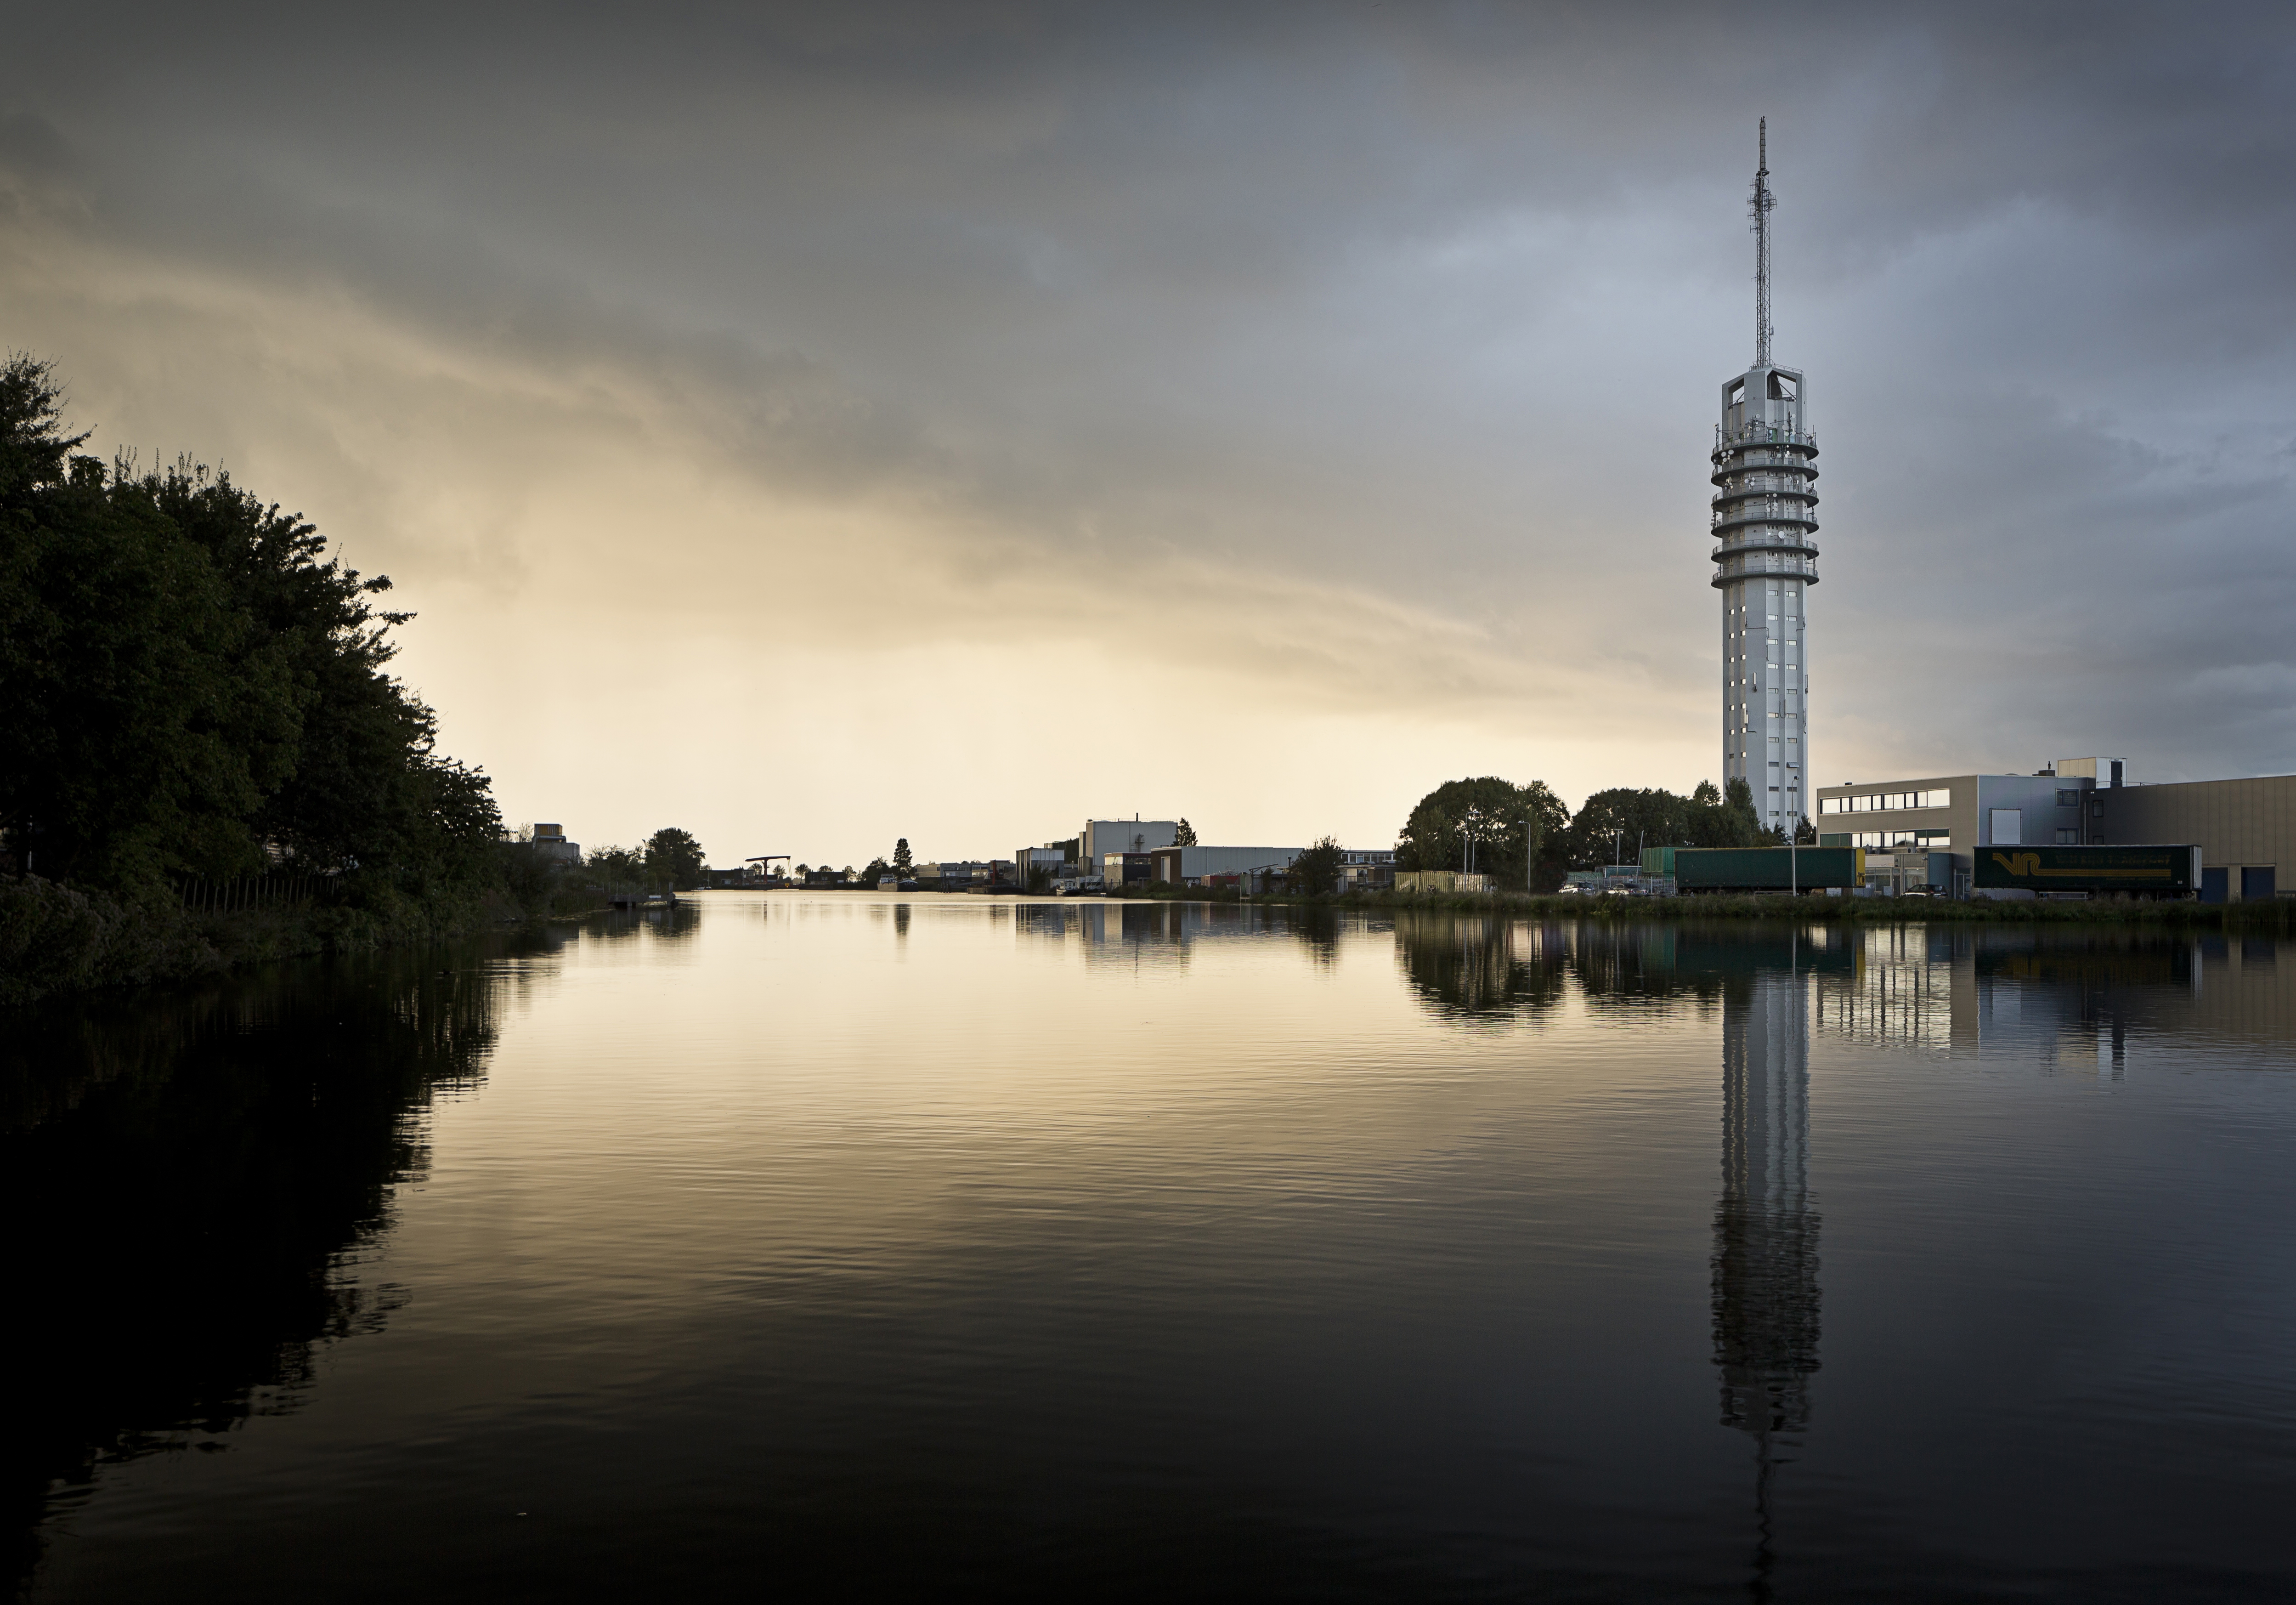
176, 872, 337, 914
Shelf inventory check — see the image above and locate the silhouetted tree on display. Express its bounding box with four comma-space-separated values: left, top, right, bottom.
0, 354, 500, 894
644, 828, 707, 889
1567, 788, 1692, 870
892, 838, 913, 874
584, 845, 645, 889
1174, 818, 1198, 846
1686, 778, 1766, 849
1396, 777, 1566, 888
1289, 836, 1345, 895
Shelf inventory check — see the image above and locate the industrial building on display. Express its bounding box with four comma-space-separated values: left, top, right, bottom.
1080, 818, 1178, 862
528, 823, 581, 864
1816, 760, 2290, 902
2093, 774, 2290, 902
1014, 846, 1069, 883
1142, 845, 1303, 884
1714, 122, 1817, 837
1815, 761, 2118, 897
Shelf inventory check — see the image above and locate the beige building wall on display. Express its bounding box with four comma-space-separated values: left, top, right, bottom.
2095, 775, 2296, 895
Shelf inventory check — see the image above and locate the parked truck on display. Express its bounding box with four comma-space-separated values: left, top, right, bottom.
1652, 845, 1865, 893
1972, 844, 2200, 896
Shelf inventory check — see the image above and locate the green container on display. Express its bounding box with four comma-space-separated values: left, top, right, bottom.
1973, 844, 2199, 892
1674, 846, 1863, 891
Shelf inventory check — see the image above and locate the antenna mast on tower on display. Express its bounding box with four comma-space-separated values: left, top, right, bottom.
1751, 118, 1775, 367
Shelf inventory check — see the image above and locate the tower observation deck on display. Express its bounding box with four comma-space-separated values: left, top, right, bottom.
1714, 120, 1817, 834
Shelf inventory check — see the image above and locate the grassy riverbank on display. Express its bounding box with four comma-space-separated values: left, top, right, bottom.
0, 865, 608, 1009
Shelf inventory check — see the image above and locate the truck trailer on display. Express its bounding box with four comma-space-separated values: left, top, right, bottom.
1654, 845, 1864, 893
1973, 844, 2200, 896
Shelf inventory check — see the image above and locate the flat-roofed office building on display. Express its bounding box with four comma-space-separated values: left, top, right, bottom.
1818, 758, 2293, 903
1815, 761, 2117, 897
1815, 768, 2104, 853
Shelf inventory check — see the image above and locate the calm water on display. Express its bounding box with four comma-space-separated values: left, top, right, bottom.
8, 897, 2296, 1601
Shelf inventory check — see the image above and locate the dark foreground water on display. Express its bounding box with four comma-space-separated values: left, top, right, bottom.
7, 898, 2295, 1601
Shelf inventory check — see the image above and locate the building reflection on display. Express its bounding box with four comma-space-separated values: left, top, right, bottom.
1011, 899, 1339, 977
1713, 965, 1821, 1434
1709, 952, 1821, 1600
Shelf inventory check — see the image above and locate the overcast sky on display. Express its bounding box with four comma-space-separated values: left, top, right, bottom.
4, 2, 2291, 864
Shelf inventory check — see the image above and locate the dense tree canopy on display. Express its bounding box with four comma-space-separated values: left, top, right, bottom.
1564, 780, 1765, 868
1289, 836, 1345, 894
643, 828, 707, 890
1395, 777, 1568, 890
0, 355, 500, 895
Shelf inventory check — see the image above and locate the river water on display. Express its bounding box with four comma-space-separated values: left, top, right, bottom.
8, 896, 2295, 1601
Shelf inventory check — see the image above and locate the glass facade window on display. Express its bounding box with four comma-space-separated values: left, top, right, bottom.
1847, 828, 1952, 850
1820, 788, 1950, 814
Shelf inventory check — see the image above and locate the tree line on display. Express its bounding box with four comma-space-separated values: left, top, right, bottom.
1385, 774, 1802, 892
1, 354, 502, 906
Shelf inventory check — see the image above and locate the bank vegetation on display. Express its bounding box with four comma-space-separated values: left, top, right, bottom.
0, 355, 575, 1006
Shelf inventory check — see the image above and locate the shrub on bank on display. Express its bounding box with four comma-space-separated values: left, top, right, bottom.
0, 845, 596, 1009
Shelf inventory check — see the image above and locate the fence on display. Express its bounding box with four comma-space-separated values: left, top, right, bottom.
176, 872, 337, 915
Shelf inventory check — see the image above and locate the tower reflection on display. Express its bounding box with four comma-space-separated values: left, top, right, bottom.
1713, 958, 1820, 1596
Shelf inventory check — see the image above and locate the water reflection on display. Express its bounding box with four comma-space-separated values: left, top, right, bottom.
1714, 965, 1820, 1599
1, 930, 572, 1591
1714, 965, 1821, 1433
1389, 911, 1567, 1017
1011, 899, 1314, 975
19, 900, 2295, 1600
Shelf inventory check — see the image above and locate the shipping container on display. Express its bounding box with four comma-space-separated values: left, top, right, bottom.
1972, 844, 2200, 894
1672, 845, 1863, 891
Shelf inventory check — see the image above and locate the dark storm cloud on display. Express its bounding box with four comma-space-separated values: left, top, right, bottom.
4, 0, 2293, 797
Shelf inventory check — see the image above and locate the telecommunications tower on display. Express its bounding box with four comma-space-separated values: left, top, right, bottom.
1713, 119, 1817, 835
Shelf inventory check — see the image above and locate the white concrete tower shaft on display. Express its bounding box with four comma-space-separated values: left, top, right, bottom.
1714, 120, 1818, 835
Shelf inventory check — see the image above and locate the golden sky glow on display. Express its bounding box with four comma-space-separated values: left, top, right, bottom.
5, 5, 2291, 866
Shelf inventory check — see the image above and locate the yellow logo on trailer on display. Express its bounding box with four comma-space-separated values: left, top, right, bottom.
1990, 851, 2170, 881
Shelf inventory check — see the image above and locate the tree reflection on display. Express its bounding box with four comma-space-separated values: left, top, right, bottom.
2, 941, 519, 1591
1289, 903, 1342, 967
1391, 911, 1567, 1018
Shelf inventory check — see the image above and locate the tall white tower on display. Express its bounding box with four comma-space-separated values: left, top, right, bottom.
1714, 120, 1818, 836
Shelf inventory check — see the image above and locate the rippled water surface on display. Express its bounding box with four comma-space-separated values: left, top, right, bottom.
9, 897, 2296, 1600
